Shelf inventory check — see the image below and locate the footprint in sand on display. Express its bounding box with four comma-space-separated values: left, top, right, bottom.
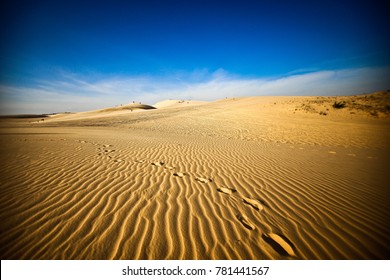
217, 187, 237, 195
195, 177, 213, 183
236, 213, 255, 230
243, 197, 264, 211
151, 161, 165, 167
164, 166, 175, 170
262, 233, 296, 257
173, 172, 187, 178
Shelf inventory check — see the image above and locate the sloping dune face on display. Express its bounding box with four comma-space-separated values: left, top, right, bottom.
154, 99, 207, 108
0, 93, 389, 259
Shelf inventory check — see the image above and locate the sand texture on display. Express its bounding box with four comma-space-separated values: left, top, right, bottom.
0, 92, 389, 259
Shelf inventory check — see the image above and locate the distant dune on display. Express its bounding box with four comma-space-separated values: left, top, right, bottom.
97, 103, 157, 112
154, 99, 208, 108
31, 103, 157, 124
0, 91, 389, 259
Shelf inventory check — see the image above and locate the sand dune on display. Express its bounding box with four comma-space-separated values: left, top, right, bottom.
0, 92, 389, 259
154, 99, 207, 108
34, 103, 157, 124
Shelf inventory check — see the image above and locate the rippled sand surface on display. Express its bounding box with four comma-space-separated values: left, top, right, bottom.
1, 93, 389, 259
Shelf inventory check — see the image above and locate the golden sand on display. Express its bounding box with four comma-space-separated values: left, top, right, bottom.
0, 92, 389, 259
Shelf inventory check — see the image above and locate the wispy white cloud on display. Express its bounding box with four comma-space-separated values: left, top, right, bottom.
1, 67, 389, 114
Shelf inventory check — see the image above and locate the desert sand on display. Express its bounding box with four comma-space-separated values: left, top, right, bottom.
0, 91, 389, 259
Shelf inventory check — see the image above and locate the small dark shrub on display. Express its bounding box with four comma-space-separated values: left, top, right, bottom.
370, 111, 379, 117
333, 101, 346, 109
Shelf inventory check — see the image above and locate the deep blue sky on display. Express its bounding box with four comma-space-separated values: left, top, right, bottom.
2, 0, 389, 81
0, 0, 389, 113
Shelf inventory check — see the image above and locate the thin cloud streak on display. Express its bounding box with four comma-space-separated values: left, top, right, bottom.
1, 67, 389, 114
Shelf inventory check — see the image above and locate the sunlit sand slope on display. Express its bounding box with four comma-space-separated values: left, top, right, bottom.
0, 92, 389, 259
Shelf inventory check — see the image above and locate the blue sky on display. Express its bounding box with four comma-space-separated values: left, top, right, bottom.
1, 0, 389, 114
